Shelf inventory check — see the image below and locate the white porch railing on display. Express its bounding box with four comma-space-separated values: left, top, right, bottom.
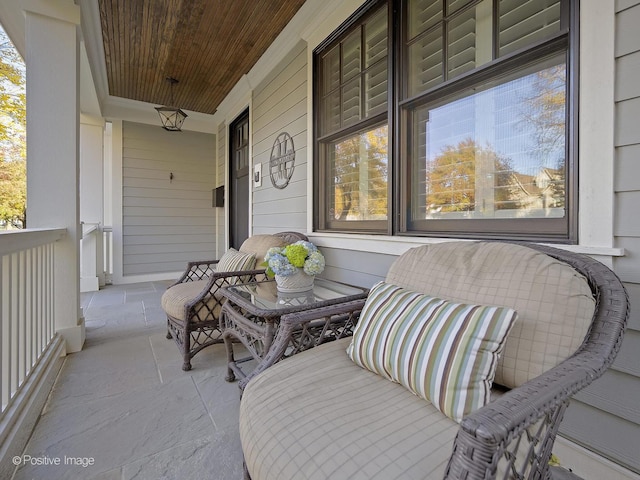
103, 226, 113, 285
0, 228, 66, 416
80, 223, 112, 291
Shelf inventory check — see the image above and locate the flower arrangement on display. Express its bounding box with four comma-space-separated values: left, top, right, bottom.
263, 240, 325, 277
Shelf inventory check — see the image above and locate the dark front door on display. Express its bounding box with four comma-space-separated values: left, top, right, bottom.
229, 109, 250, 250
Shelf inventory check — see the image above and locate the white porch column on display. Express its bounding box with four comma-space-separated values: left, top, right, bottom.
80, 114, 106, 291
23, 0, 85, 352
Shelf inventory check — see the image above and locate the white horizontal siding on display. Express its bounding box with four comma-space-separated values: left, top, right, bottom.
560, 402, 640, 474
573, 369, 640, 424
610, 330, 640, 377
616, 3, 640, 56
615, 192, 640, 236
624, 283, 640, 330
615, 50, 640, 101
617, 0, 640, 13
122, 121, 216, 275
251, 40, 308, 236
253, 104, 307, 158
320, 247, 395, 288
615, 96, 640, 146
613, 238, 640, 283
615, 144, 640, 192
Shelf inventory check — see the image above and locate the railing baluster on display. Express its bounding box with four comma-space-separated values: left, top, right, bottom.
1, 255, 5, 412
0, 229, 65, 417
47, 243, 52, 344
35, 247, 40, 358
28, 248, 34, 373
7, 253, 18, 406
20, 250, 26, 387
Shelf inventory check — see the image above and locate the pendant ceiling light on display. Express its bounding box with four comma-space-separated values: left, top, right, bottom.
155, 77, 187, 131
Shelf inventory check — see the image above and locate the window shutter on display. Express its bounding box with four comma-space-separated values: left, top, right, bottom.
447, 7, 476, 79
365, 9, 388, 117
342, 31, 362, 127
408, 0, 441, 39
498, 0, 561, 57
321, 46, 342, 135
408, 29, 443, 97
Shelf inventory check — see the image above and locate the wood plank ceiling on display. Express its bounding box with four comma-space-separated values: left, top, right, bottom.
98, 0, 306, 115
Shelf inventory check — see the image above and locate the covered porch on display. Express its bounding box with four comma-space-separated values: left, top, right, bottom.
3, 270, 633, 480
0, 0, 639, 479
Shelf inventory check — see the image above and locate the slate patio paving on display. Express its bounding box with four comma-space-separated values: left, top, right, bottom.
11, 281, 247, 480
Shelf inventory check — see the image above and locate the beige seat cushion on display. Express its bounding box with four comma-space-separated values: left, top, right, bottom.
161, 279, 224, 322
385, 242, 596, 388
241, 338, 459, 480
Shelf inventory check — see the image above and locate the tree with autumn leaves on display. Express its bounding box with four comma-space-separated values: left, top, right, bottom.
425, 138, 515, 214
426, 67, 567, 216
332, 126, 388, 221
0, 27, 26, 228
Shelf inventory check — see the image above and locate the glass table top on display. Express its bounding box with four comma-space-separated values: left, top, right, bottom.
224, 277, 367, 314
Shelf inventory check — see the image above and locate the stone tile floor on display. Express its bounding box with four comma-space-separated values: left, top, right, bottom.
12, 281, 248, 480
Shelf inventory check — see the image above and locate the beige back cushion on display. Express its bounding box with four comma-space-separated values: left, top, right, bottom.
385, 242, 595, 388
239, 234, 288, 265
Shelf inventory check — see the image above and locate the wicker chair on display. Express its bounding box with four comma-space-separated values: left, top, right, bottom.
161, 232, 307, 371
239, 241, 628, 480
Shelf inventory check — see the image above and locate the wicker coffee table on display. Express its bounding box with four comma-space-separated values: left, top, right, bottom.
220, 277, 368, 385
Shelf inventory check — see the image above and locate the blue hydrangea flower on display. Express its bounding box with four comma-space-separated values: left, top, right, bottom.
262, 241, 325, 277
303, 250, 325, 276
268, 253, 297, 276
293, 240, 317, 253
264, 246, 285, 263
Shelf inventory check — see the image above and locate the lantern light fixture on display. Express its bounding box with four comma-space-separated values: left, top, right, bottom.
155, 77, 187, 131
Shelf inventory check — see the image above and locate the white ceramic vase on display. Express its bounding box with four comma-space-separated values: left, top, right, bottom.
275, 268, 315, 293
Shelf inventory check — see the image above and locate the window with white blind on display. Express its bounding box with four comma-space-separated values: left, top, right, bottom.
314, 0, 576, 241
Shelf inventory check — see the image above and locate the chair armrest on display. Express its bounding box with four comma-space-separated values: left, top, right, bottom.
171, 259, 221, 286
239, 298, 366, 389
446, 330, 627, 479
183, 268, 269, 311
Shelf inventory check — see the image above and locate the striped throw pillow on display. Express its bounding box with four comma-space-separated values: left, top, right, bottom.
215, 248, 257, 284
347, 281, 518, 422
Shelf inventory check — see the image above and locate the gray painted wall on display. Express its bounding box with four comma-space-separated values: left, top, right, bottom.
122, 121, 217, 275
251, 40, 308, 236
555, 1, 640, 474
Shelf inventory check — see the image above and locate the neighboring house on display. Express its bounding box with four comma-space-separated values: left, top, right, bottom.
0, 1, 638, 479
504, 168, 564, 213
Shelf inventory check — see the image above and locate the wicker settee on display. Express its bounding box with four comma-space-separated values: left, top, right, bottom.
239, 241, 628, 480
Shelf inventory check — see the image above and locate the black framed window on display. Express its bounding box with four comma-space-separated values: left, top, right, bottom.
315, 2, 390, 232
314, 0, 576, 242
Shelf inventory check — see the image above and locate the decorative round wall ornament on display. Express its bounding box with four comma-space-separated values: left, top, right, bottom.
269, 132, 295, 189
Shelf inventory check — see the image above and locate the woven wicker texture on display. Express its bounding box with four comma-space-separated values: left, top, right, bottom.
162, 232, 307, 370
161, 279, 224, 321
241, 338, 459, 480
386, 242, 595, 388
